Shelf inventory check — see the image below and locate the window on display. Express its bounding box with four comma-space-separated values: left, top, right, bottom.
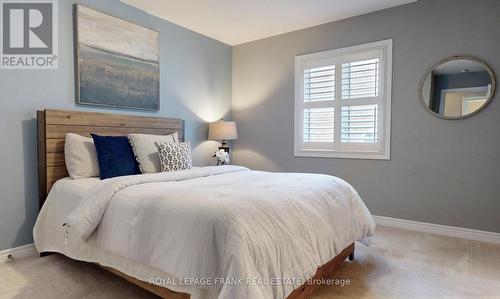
294, 39, 392, 159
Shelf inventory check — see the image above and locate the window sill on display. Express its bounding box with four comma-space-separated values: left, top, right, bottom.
294, 149, 390, 160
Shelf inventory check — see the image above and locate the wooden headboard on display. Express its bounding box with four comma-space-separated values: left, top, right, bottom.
37, 109, 184, 209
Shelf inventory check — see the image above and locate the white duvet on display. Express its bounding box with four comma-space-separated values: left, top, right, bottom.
64, 166, 375, 299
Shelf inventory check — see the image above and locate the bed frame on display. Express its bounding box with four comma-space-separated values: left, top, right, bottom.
37, 109, 354, 299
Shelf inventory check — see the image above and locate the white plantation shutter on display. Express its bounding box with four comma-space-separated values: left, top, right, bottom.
342, 58, 379, 100
295, 40, 392, 159
303, 65, 335, 144
340, 55, 381, 150
341, 105, 378, 143
303, 107, 335, 143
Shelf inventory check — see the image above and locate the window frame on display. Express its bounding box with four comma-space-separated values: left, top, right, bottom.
294, 39, 392, 160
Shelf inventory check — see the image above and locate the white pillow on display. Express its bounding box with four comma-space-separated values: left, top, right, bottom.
128, 132, 179, 173
64, 133, 100, 179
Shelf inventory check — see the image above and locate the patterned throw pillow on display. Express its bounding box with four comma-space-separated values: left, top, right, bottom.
154, 141, 192, 172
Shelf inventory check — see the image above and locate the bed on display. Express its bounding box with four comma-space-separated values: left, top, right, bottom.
34, 109, 375, 299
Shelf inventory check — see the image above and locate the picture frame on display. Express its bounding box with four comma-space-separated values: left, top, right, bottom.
74, 4, 160, 111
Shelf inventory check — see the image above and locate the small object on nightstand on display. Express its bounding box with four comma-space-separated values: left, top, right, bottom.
214, 149, 230, 166
208, 119, 238, 164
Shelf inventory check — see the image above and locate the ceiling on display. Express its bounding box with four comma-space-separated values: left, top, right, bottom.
433, 59, 487, 75
121, 0, 417, 46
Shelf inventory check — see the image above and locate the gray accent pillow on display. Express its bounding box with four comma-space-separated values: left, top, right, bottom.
128, 133, 178, 173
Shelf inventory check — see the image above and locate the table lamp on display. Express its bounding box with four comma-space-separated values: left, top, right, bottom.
208, 120, 238, 153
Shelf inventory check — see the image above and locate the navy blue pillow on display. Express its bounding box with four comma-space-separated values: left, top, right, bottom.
91, 134, 141, 179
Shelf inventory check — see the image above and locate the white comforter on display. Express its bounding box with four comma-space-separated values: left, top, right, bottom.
65, 166, 375, 299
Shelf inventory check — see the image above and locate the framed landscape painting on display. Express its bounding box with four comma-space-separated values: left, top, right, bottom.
75, 4, 159, 110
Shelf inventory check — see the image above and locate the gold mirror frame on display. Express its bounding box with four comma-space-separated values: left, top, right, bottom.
418, 56, 496, 120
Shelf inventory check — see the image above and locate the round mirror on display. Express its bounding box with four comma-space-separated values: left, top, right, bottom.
419, 56, 495, 119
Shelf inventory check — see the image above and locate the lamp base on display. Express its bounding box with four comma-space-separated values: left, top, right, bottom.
216, 141, 231, 165
219, 141, 230, 153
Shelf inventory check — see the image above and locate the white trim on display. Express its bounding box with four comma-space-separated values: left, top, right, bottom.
295, 149, 389, 160
374, 215, 500, 245
294, 39, 392, 160
0, 243, 37, 262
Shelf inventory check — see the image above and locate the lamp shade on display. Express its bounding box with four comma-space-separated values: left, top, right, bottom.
208, 120, 238, 141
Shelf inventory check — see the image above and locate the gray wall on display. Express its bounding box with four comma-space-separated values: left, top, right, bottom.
0, 0, 232, 250
232, 0, 500, 232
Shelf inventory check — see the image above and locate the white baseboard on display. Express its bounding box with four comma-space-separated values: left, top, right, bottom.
0, 243, 37, 262
373, 215, 500, 245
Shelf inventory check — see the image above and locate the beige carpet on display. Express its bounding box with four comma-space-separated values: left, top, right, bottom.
1, 226, 500, 299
